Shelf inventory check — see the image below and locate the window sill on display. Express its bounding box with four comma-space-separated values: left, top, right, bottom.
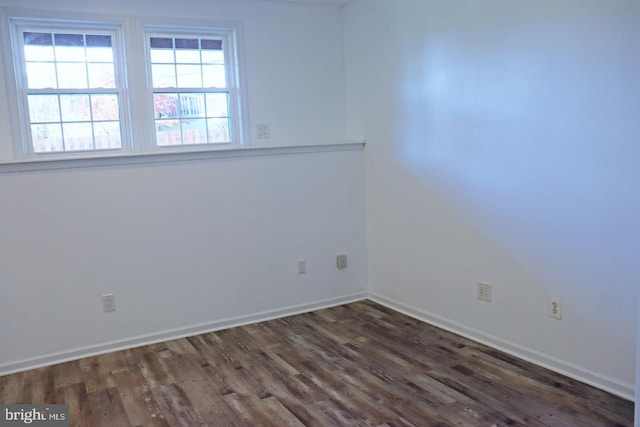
0, 140, 366, 174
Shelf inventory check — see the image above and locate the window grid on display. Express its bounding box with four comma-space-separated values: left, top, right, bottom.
27, 93, 122, 152
8, 17, 245, 160
23, 32, 115, 90
18, 28, 123, 154
148, 34, 232, 147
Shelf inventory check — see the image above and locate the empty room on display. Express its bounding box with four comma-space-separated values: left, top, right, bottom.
0, 0, 638, 425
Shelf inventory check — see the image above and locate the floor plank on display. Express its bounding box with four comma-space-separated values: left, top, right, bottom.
0, 300, 633, 426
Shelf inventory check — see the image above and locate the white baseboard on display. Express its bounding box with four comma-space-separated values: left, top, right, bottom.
368, 293, 635, 401
0, 292, 368, 376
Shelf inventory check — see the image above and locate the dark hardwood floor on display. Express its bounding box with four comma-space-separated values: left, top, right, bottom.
0, 300, 634, 426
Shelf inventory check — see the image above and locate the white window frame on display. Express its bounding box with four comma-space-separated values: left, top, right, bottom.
1, 10, 248, 162
144, 24, 245, 150
8, 17, 131, 159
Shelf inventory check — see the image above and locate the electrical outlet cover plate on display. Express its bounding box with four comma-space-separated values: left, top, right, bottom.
549, 297, 562, 319
257, 123, 271, 139
102, 294, 116, 312
337, 254, 347, 270
477, 282, 491, 302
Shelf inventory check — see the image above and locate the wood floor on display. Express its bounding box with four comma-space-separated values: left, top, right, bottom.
0, 300, 633, 426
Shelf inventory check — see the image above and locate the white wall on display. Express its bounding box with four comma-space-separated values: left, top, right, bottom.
345, 0, 639, 398
0, 149, 367, 371
0, 0, 368, 372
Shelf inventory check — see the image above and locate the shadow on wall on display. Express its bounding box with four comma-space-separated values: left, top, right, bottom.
385, 0, 638, 381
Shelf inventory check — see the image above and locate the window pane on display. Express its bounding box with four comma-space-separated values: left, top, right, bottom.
201, 39, 222, 50
86, 46, 113, 62
28, 95, 60, 123
155, 120, 182, 146
154, 93, 178, 118
205, 93, 228, 117
150, 37, 173, 49
54, 33, 85, 61
202, 65, 226, 88
207, 118, 230, 143
179, 93, 205, 117
31, 123, 63, 152
24, 45, 54, 62
54, 33, 83, 46
24, 32, 52, 46
175, 38, 198, 50
150, 49, 174, 63
152, 64, 176, 88
201, 49, 224, 65
63, 122, 93, 151
57, 63, 88, 88
91, 94, 119, 121
86, 34, 111, 48
26, 62, 57, 89
175, 49, 201, 64
182, 119, 207, 144
55, 45, 85, 62
88, 63, 115, 88
93, 121, 121, 149
60, 94, 91, 122
176, 64, 202, 87
23, 32, 55, 61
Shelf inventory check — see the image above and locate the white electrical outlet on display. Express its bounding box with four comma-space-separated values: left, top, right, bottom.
337, 254, 347, 270
298, 260, 306, 275
549, 297, 562, 319
477, 283, 491, 302
256, 123, 271, 139
102, 294, 116, 312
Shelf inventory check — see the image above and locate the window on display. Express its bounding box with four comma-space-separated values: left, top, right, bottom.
6, 15, 245, 161
147, 33, 234, 146
13, 24, 125, 155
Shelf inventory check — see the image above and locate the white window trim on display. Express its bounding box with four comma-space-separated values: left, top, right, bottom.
0, 8, 250, 163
